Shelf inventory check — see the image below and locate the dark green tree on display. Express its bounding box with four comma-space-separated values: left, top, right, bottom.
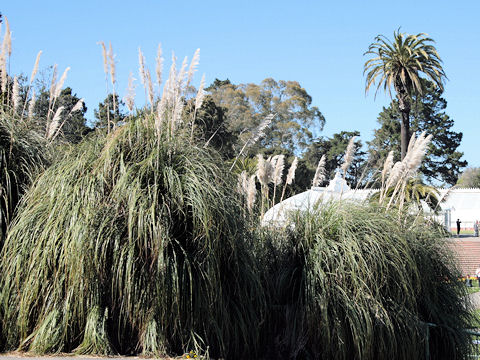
33, 87, 89, 143
302, 131, 366, 188
189, 95, 236, 158
94, 93, 126, 129
368, 80, 467, 185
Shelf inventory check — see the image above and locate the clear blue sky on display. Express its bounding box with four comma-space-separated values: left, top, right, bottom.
3, 1, 480, 167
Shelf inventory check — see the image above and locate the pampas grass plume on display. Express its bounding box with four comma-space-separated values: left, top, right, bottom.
98, 41, 108, 76
28, 89, 36, 120
256, 154, 269, 186
138, 47, 146, 86
12, 75, 20, 112
125, 72, 136, 113
273, 154, 285, 186
155, 43, 163, 87
47, 106, 64, 139
71, 98, 84, 113
187, 48, 200, 87
341, 136, 356, 175
312, 154, 326, 187
54, 67, 70, 99
108, 42, 116, 85
30, 50, 42, 84
286, 157, 298, 185
195, 74, 206, 112
247, 175, 256, 213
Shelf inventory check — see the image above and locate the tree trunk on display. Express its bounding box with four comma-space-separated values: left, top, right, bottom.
396, 82, 411, 160
400, 109, 410, 160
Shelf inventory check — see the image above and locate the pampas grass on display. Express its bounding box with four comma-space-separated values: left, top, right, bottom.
11, 76, 19, 112
280, 156, 298, 203
155, 43, 163, 87
0, 115, 265, 358
255, 202, 471, 359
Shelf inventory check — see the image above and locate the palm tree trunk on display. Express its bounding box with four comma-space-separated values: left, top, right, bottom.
396, 86, 411, 160
400, 109, 410, 160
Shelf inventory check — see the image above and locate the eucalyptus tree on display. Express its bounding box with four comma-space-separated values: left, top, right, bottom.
364, 30, 446, 159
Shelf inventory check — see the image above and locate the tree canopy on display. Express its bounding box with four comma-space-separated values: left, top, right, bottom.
206, 78, 325, 155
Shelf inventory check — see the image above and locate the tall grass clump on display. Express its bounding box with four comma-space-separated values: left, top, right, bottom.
256, 202, 471, 360
0, 111, 264, 358
0, 103, 49, 243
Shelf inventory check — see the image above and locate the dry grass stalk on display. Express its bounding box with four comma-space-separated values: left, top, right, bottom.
186, 48, 200, 88
246, 175, 256, 213
54, 67, 70, 99
177, 56, 188, 92
280, 157, 298, 203
28, 89, 36, 120
71, 98, 84, 113
145, 68, 154, 107
30, 50, 42, 84
12, 75, 20, 113
195, 74, 206, 112
0, 51, 6, 93
383, 132, 433, 209
256, 154, 268, 186
155, 43, 163, 88
312, 155, 326, 187
272, 155, 285, 186
124, 72, 136, 113
4, 16, 11, 58
138, 47, 146, 86
237, 170, 248, 195
341, 136, 357, 177
108, 42, 116, 86
47, 106, 64, 139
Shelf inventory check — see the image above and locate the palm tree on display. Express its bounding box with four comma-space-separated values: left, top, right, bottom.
364, 30, 446, 159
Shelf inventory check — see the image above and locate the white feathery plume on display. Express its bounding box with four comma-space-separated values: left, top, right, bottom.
30, 50, 42, 84
172, 95, 184, 128
156, 93, 167, 131
186, 48, 200, 88
312, 155, 326, 187
237, 170, 248, 195
168, 52, 177, 95
12, 76, 20, 113
285, 157, 298, 185
138, 47, 146, 86
98, 41, 108, 77
124, 72, 136, 113
28, 89, 36, 120
0, 52, 6, 93
177, 56, 188, 91
272, 154, 285, 186
4, 16, 11, 58
47, 106, 64, 139
256, 154, 269, 186
195, 74, 206, 112
145, 68, 154, 107
341, 136, 357, 175
49, 64, 58, 100
405, 132, 432, 174
108, 42, 116, 86
54, 67, 70, 99
155, 43, 163, 88
381, 151, 394, 184
384, 161, 404, 190
246, 175, 256, 213
71, 98, 84, 113
249, 114, 274, 147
